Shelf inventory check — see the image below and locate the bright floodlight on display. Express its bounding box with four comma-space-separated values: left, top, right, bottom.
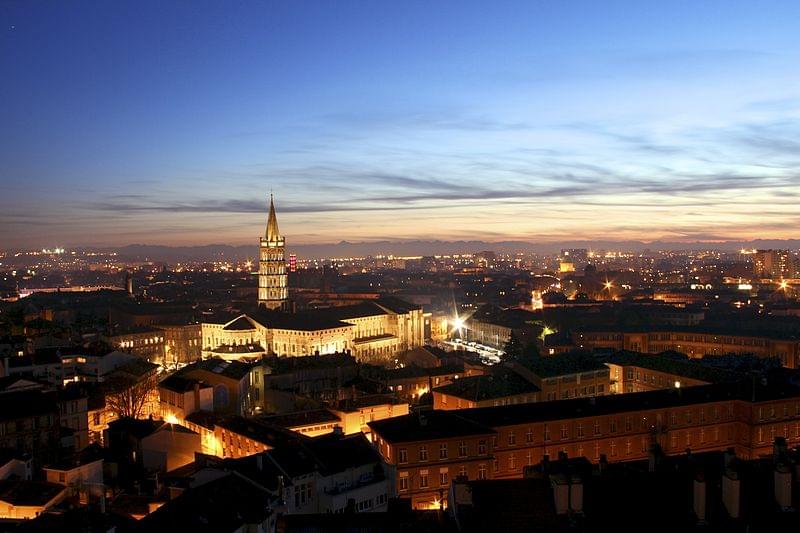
453, 317, 465, 330
604, 281, 613, 289
779, 280, 789, 290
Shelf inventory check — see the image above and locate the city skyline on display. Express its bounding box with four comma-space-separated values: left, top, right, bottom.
3, 1, 800, 249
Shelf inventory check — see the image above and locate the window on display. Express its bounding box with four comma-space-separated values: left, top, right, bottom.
609, 420, 617, 433
509, 454, 516, 470
439, 443, 448, 459
560, 425, 568, 439
400, 473, 409, 491
419, 446, 428, 462
419, 471, 429, 488
478, 464, 487, 480
577, 424, 584, 438
544, 426, 551, 441
478, 440, 487, 455
593, 421, 600, 435
458, 441, 467, 457
526, 428, 533, 443
440, 468, 449, 486
398, 448, 408, 464
508, 431, 516, 445
459, 465, 467, 478
625, 417, 632, 431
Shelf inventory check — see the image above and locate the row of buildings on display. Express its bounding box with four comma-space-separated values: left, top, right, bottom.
369, 367, 800, 510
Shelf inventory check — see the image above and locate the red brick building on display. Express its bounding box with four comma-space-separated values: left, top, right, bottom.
370, 374, 800, 509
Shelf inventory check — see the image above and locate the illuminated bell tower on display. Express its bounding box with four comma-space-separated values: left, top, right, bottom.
258, 194, 288, 310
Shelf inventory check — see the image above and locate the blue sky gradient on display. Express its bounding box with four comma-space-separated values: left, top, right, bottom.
2, 0, 800, 248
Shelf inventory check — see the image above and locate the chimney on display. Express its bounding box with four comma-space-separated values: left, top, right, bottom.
551, 474, 570, 515
722, 468, 741, 519
773, 436, 788, 464
693, 473, 707, 525
569, 474, 584, 514
598, 454, 608, 474
193, 382, 201, 413
774, 464, 792, 510
551, 472, 583, 515
723, 447, 736, 470
647, 442, 662, 474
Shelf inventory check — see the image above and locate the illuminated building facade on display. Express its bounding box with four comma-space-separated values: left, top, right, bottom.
201, 298, 425, 363
370, 376, 800, 510
258, 194, 289, 310
573, 329, 800, 368
753, 249, 799, 279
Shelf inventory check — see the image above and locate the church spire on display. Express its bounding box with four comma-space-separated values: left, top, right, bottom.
266, 193, 280, 241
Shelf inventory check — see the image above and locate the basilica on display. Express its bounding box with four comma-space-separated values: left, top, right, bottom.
200, 196, 425, 363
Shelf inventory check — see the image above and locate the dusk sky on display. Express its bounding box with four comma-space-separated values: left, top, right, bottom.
2, 1, 800, 249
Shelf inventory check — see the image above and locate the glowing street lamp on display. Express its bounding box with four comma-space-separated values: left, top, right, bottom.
451, 316, 467, 339
779, 280, 789, 290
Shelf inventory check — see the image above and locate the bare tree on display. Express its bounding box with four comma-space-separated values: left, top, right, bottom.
104, 375, 155, 419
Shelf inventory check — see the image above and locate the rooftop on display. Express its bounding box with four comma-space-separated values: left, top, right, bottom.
433, 369, 540, 402
138, 473, 274, 531
0, 479, 65, 506
215, 416, 307, 448
515, 352, 609, 378
267, 433, 384, 478
372, 370, 800, 440
386, 363, 465, 380
159, 374, 212, 393
0, 389, 58, 422
182, 358, 253, 380
602, 350, 744, 384
368, 410, 495, 444
260, 352, 357, 374
258, 409, 339, 428
222, 316, 258, 331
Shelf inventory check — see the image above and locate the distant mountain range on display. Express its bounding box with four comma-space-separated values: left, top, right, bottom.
93, 239, 800, 262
